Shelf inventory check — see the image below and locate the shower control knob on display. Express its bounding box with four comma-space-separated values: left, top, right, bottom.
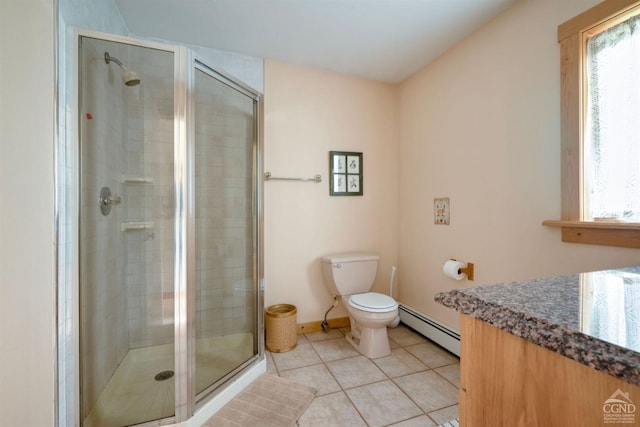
99, 186, 121, 216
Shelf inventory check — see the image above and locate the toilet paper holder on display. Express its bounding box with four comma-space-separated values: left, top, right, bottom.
449, 259, 474, 281
459, 262, 474, 281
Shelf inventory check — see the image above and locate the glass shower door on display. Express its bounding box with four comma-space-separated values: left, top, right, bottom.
76, 32, 262, 426
193, 63, 259, 395
79, 36, 176, 427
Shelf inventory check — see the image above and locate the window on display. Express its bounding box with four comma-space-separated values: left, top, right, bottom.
585, 13, 640, 222
544, 0, 640, 248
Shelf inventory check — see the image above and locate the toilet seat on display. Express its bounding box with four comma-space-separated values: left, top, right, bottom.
349, 292, 398, 313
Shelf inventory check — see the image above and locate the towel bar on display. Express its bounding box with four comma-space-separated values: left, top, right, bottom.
264, 172, 322, 183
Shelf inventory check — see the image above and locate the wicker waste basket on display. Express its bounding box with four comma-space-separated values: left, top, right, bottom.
265, 304, 297, 353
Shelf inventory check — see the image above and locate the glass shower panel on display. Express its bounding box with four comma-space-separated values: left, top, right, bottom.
79, 37, 176, 426
194, 67, 258, 394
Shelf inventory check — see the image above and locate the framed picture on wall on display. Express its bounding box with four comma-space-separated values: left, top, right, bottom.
330, 151, 363, 196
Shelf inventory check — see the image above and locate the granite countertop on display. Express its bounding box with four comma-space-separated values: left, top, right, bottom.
435, 266, 640, 386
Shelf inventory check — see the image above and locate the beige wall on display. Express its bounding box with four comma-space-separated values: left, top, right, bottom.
264, 60, 398, 323
0, 0, 56, 425
263, 0, 640, 330
397, 0, 640, 330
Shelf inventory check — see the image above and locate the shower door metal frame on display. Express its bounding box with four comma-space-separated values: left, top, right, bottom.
174, 41, 192, 423
189, 57, 265, 405
76, 29, 187, 426
72, 29, 265, 426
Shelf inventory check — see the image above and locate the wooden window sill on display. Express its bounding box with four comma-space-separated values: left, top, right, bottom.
542, 220, 640, 248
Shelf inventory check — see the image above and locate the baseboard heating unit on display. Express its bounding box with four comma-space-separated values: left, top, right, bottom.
398, 304, 461, 357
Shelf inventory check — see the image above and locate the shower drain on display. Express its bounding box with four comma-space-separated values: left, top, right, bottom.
154, 370, 175, 381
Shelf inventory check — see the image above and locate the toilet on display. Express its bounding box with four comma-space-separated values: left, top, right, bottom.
321, 253, 398, 358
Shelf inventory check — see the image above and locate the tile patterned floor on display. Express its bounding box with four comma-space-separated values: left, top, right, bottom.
266, 324, 460, 427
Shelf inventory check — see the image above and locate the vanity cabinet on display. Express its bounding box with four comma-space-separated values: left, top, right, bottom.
436, 267, 640, 427
459, 314, 639, 427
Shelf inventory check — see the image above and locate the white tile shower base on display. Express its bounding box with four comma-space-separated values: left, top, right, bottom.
84, 333, 253, 427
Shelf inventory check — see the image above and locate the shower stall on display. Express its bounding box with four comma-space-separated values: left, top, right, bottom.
73, 32, 263, 426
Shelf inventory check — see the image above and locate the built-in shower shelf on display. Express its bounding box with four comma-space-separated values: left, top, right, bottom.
121, 221, 154, 232
121, 175, 154, 184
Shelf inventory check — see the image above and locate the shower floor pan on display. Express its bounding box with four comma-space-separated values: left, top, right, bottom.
84, 332, 254, 427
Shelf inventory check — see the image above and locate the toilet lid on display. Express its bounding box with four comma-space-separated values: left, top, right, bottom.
349, 292, 398, 313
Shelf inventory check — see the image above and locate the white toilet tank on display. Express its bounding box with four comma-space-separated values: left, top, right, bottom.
321, 253, 379, 296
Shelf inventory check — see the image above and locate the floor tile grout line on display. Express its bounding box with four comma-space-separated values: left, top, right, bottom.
322, 331, 385, 425
342, 385, 372, 426
388, 374, 432, 421
432, 367, 460, 390
345, 325, 457, 421
271, 325, 459, 426
305, 329, 371, 425
425, 402, 460, 426
342, 335, 432, 425
388, 330, 438, 422
384, 414, 430, 427
316, 344, 370, 426
393, 335, 461, 424
372, 345, 432, 377
309, 328, 417, 427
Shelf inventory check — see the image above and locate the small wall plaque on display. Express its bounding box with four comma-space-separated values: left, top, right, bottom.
330, 151, 363, 196
434, 198, 450, 225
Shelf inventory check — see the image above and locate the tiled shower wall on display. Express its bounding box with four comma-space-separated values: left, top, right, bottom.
124, 48, 175, 349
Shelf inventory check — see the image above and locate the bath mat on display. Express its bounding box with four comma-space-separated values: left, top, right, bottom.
203, 373, 316, 427
438, 419, 460, 427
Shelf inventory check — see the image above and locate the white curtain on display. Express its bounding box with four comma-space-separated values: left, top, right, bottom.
585, 15, 640, 221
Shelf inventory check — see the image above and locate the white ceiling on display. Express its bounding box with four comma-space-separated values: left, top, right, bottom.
115, 0, 519, 83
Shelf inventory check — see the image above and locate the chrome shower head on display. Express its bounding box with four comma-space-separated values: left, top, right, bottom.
104, 52, 141, 87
